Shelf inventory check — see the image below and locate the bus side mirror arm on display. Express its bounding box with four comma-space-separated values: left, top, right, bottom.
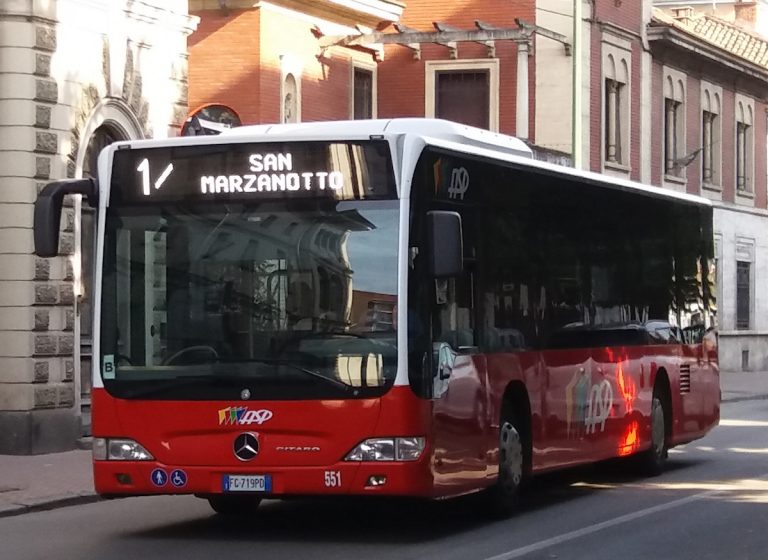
427, 210, 463, 277
34, 178, 98, 258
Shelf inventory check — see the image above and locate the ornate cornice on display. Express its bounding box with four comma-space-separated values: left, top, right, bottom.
189, 0, 403, 27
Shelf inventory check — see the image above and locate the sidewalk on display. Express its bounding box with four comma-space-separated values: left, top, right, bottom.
1, 370, 767, 518
719, 370, 768, 403
0, 448, 96, 518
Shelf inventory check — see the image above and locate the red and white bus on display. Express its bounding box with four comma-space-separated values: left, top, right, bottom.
34, 119, 719, 515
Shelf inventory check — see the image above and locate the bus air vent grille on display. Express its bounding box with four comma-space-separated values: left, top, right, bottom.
679, 364, 691, 394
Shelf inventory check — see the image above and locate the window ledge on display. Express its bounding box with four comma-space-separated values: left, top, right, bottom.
735, 190, 755, 206
603, 160, 630, 175
702, 182, 722, 193
719, 330, 768, 337
663, 173, 686, 185
663, 174, 687, 192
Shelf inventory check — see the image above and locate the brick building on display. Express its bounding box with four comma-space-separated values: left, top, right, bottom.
374, 0, 536, 138
188, 1, 558, 149
188, 1, 404, 125
647, 5, 768, 370
0, 1, 197, 454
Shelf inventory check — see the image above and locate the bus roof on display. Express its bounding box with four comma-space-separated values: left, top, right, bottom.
222, 118, 534, 160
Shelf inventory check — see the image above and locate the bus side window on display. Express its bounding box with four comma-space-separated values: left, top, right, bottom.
431, 209, 477, 353
433, 276, 476, 351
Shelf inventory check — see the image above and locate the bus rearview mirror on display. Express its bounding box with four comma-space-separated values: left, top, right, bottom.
34, 179, 98, 258
427, 210, 463, 277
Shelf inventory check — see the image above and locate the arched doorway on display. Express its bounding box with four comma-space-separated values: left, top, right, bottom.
74, 100, 143, 435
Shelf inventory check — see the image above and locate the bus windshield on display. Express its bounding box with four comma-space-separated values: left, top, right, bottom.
99, 198, 399, 400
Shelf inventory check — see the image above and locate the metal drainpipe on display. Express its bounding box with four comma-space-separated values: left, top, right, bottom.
572, 0, 584, 169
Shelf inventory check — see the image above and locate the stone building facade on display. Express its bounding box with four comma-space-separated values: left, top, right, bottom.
0, 0, 197, 454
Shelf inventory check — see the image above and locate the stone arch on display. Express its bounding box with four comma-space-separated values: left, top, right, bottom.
74, 98, 145, 178
618, 58, 629, 86
703, 90, 721, 116
664, 75, 674, 99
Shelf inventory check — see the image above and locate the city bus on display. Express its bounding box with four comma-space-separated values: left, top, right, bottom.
34, 118, 720, 516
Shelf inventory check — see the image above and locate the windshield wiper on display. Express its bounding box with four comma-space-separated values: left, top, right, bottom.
115, 360, 358, 398
249, 358, 359, 394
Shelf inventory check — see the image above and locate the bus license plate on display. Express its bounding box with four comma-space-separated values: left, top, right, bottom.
222, 474, 272, 493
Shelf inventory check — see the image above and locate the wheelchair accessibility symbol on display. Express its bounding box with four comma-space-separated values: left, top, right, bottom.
170, 469, 187, 488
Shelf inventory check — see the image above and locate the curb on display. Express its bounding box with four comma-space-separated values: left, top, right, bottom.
0, 494, 102, 519
722, 394, 768, 404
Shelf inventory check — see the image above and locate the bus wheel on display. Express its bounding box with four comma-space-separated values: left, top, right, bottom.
206, 495, 262, 516
486, 418, 525, 516
638, 394, 668, 475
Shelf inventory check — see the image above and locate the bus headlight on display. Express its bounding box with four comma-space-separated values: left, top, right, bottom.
344, 437, 425, 462
93, 438, 154, 461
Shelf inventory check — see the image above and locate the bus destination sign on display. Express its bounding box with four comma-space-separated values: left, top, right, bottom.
198, 153, 344, 195
110, 140, 395, 204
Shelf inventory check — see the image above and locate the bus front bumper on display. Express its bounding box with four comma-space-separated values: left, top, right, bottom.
93, 460, 434, 498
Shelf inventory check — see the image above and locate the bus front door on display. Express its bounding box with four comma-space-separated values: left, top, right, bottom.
431, 343, 490, 496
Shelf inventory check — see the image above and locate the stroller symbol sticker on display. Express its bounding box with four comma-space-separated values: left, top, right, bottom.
170, 469, 187, 488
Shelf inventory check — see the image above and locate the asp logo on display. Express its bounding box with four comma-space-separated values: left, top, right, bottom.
448, 167, 470, 200
218, 407, 274, 426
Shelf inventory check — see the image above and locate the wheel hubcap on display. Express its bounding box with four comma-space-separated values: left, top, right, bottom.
499, 421, 523, 492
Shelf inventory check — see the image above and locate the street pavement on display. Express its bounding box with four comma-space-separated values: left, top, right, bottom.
1, 370, 767, 519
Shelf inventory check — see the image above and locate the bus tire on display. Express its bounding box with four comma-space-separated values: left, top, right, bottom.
206, 495, 262, 516
637, 392, 668, 476
485, 415, 525, 517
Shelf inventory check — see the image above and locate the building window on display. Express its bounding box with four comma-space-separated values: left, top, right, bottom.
702, 110, 718, 184
735, 95, 754, 195
353, 67, 374, 120
425, 59, 500, 131
700, 84, 722, 188
663, 70, 686, 179
736, 121, 749, 190
601, 43, 630, 172
604, 79, 624, 164
664, 99, 683, 176
282, 73, 298, 124
736, 260, 751, 329
436, 70, 489, 129
279, 54, 303, 124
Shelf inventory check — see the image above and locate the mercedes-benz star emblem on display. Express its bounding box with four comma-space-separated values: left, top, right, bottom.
241, 388, 251, 401
234, 433, 259, 461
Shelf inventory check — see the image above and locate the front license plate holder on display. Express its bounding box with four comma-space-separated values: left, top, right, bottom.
222, 474, 272, 493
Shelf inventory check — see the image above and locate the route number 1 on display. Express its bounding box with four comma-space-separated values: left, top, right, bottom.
137, 158, 174, 196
